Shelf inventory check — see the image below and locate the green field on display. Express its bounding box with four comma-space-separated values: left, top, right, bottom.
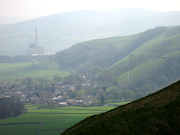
0, 104, 115, 135
108, 101, 130, 105
0, 61, 69, 81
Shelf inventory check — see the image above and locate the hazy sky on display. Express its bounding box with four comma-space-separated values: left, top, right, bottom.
0, 0, 180, 17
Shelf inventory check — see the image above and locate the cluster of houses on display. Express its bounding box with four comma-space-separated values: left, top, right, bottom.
0, 75, 100, 106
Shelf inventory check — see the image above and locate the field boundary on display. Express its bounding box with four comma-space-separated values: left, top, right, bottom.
30, 112, 101, 114
40, 128, 67, 131
0, 106, 115, 135
0, 121, 67, 135
37, 122, 44, 135
0, 122, 41, 125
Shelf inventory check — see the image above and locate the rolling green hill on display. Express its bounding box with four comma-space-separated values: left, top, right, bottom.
61, 80, 180, 135
1, 26, 180, 98
108, 26, 180, 79
56, 25, 180, 98
56, 26, 180, 71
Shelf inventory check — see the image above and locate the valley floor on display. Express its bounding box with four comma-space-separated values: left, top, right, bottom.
0, 103, 124, 135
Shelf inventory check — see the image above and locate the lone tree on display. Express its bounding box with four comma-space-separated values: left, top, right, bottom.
100, 96, 105, 105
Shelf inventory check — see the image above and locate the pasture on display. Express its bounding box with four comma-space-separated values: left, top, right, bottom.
0, 104, 115, 135
0, 61, 69, 81
108, 101, 130, 106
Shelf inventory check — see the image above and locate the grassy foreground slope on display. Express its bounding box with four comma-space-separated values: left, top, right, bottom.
62, 80, 180, 135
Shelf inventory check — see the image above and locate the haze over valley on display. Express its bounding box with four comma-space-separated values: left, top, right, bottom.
0, 3, 180, 135
0, 9, 180, 55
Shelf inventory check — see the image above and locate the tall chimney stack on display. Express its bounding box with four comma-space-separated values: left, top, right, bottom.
35, 27, 37, 45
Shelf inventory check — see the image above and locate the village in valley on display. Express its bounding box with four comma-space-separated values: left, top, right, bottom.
0, 74, 107, 107
0, 30, 102, 106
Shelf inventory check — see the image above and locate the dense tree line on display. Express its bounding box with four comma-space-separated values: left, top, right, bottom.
0, 98, 25, 119
165, 27, 180, 37
0, 55, 51, 63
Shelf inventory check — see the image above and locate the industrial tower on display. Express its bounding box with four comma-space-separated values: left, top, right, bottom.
26, 27, 46, 56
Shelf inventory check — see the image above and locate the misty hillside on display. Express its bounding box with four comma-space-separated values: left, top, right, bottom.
56, 26, 180, 98
0, 9, 180, 55
56, 26, 180, 72
62, 80, 180, 135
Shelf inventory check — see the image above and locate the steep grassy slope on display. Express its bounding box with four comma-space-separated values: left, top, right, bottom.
56, 34, 137, 71
62, 80, 180, 135
108, 26, 180, 80
56, 26, 180, 73
56, 25, 180, 99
